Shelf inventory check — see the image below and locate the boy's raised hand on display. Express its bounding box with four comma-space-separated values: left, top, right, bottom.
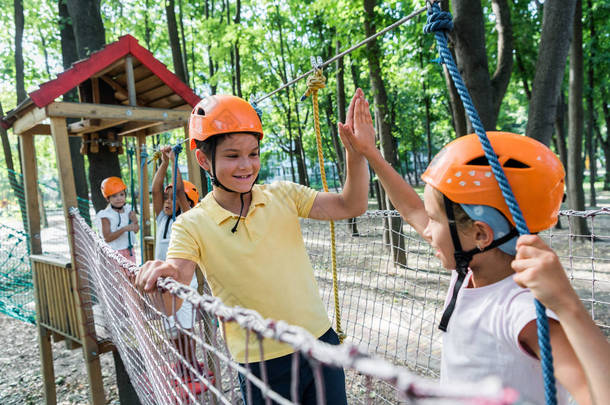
338, 88, 363, 154
511, 235, 579, 314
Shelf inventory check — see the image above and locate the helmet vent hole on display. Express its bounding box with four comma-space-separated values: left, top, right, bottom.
504, 159, 529, 168
197, 108, 205, 116
466, 156, 489, 166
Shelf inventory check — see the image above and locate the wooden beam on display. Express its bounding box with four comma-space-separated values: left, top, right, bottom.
21, 124, 51, 136
125, 56, 137, 106
13, 106, 47, 135
92, 58, 125, 79
144, 121, 186, 136
50, 116, 106, 403
99, 74, 146, 105
46, 102, 189, 123
116, 121, 163, 136
67, 118, 128, 135
19, 135, 42, 254
91, 78, 100, 104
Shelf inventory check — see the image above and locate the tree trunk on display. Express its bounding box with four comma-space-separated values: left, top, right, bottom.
233, 0, 242, 98
566, 0, 589, 235
585, 0, 596, 207
364, 0, 405, 266
14, 0, 26, 104
166, 0, 187, 84
335, 40, 347, 181
59, 0, 91, 222
66, 0, 119, 211
526, 0, 578, 145
325, 95, 344, 184
205, 0, 217, 94
419, 38, 432, 163
66, 0, 106, 58
599, 89, 610, 191
0, 102, 28, 230
554, 91, 568, 171
178, 0, 190, 86
450, 0, 513, 131
144, 0, 152, 49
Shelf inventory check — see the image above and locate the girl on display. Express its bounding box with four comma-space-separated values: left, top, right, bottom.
97, 176, 139, 263
338, 96, 593, 404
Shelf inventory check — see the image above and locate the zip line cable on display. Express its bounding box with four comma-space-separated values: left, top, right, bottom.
254, 6, 427, 104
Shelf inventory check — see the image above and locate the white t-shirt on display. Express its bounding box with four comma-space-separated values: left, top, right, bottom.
155, 211, 198, 335
155, 212, 174, 261
95, 204, 135, 251
440, 271, 568, 405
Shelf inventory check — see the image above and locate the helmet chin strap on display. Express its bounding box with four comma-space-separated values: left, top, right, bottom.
438, 195, 519, 332
110, 203, 125, 210
208, 137, 259, 233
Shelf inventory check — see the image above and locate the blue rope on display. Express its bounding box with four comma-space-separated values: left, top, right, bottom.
139, 146, 148, 265
126, 146, 136, 255
424, 4, 557, 404
171, 144, 183, 221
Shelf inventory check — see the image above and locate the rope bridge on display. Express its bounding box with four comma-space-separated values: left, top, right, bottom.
69, 208, 520, 404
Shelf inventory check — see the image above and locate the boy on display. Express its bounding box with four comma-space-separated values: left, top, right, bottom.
137, 91, 370, 404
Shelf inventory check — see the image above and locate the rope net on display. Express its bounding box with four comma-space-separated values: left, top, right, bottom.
70, 208, 517, 404
0, 169, 94, 323
0, 169, 607, 402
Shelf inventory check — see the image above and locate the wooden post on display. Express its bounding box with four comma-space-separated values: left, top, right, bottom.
22, 133, 57, 405
183, 125, 203, 197
125, 56, 137, 106
49, 117, 106, 405
137, 132, 151, 238
19, 134, 42, 255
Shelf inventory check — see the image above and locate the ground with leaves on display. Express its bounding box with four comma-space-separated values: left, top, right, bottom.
0, 313, 119, 405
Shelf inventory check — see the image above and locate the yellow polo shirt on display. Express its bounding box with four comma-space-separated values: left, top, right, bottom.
166, 181, 331, 362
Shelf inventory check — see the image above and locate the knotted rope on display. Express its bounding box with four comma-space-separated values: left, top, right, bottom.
302, 67, 344, 343
424, 2, 557, 404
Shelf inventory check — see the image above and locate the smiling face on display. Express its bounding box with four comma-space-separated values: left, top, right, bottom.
108, 190, 126, 209
197, 133, 260, 193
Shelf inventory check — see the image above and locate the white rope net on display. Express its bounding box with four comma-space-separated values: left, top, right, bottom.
68, 206, 609, 404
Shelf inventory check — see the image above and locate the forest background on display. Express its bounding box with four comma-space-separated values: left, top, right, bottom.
0, 0, 608, 234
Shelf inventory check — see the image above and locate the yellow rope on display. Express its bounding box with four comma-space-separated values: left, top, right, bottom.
303, 68, 345, 343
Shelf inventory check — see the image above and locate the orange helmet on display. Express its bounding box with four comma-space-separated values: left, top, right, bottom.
421, 132, 565, 232
165, 180, 200, 205
100, 177, 127, 199
189, 95, 263, 150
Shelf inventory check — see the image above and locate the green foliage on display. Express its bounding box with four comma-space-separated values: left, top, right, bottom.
1, 0, 608, 191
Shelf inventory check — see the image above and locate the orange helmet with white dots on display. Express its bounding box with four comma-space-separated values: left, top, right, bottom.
421, 132, 565, 232
100, 177, 127, 199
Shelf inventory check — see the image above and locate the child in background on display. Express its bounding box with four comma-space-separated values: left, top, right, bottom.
340, 96, 592, 404
151, 145, 204, 393
137, 92, 371, 404
97, 177, 139, 263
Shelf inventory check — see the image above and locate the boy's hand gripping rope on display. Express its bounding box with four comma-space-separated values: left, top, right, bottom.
302, 59, 345, 343
423, 2, 557, 404
171, 144, 183, 221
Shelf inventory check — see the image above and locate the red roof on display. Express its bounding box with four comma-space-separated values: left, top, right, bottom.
29, 34, 200, 108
